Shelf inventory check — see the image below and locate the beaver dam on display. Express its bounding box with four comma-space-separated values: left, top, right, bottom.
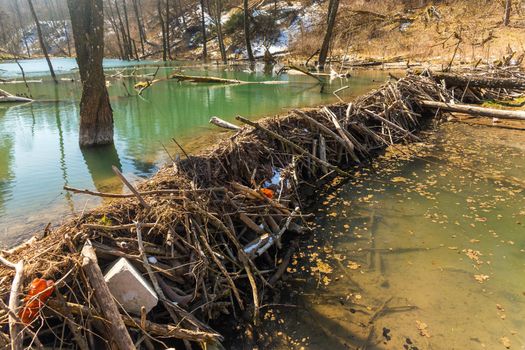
0, 70, 524, 349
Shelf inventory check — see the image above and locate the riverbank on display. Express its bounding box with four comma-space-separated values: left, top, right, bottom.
0, 69, 523, 349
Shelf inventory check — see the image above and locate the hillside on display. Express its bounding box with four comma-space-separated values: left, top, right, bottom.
1, 0, 525, 67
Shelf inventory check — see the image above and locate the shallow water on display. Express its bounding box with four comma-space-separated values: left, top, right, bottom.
0, 58, 389, 247
256, 124, 525, 350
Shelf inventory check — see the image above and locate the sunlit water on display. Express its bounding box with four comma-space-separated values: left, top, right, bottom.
255, 124, 525, 350
0, 58, 389, 247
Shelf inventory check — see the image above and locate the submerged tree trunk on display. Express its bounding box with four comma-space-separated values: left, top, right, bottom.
243, 0, 254, 62
27, 0, 57, 83
67, 0, 114, 147
318, 0, 340, 70
200, 0, 207, 60
158, 0, 167, 61
503, 0, 511, 26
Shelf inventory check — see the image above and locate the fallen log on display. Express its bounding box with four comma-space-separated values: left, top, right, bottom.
209, 116, 241, 131
429, 72, 525, 90
420, 100, 525, 121
80, 242, 136, 350
169, 73, 244, 84
0, 88, 32, 103
0, 256, 24, 350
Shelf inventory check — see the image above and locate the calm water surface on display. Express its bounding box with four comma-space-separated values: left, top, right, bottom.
0, 58, 389, 247
256, 124, 525, 350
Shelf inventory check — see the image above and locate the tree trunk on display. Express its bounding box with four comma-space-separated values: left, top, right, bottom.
132, 0, 146, 55
318, 0, 340, 70
213, 0, 227, 63
503, 0, 512, 26
67, 0, 114, 147
12, 0, 31, 57
157, 0, 167, 61
243, 0, 254, 62
166, 0, 172, 59
115, 0, 131, 60
27, 0, 57, 83
200, 0, 208, 60
429, 72, 525, 89
107, 1, 126, 60
121, 0, 134, 59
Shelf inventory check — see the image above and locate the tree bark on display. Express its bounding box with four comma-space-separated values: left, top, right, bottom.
213, 0, 227, 63
27, 0, 57, 83
121, 0, 135, 59
158, 0, 167, 61
107, 1, 126, 60
80, 243, 136, 350
503, 0, 512, 26
429, 72, 525, 89
115, 0, 131, 60
166, 0, 171, 59
67, 0, 114, 147
132, 0, 146, 55
200, 0, 208, 60
243, 0, 254, 62
318, 0, 340, 70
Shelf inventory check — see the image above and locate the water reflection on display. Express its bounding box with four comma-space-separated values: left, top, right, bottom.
81, 145, 123, 193
0, 63, 390, 246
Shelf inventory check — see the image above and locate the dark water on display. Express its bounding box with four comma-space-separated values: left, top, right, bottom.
0, 58, 389, 247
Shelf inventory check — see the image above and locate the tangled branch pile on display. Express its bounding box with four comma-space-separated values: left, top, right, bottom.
0, 71, 518, 349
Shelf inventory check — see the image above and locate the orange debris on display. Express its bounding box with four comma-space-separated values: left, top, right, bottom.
19, 278, 55, 325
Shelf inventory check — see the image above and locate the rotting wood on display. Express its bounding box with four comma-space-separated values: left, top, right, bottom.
80, 242, 136, 350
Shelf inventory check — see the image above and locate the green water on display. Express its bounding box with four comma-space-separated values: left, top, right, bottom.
256, 124, 525, 350
0, 58, 388, 247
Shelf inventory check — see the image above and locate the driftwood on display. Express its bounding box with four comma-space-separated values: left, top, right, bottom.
0, 88, 32, 103
209, 116, 241, 130
420, 100, 525, 121
80, 242, 136, 350
430, 72, 525, 89
0, 256, 24, 350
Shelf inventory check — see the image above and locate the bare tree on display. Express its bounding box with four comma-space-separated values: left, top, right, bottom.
27, 0, 57, 83
157, 0, 167, 61
243, 0, 254, 62
200, 0, 207, 60
166, 0, 171, 59
209, 0, 226, 63
503, 0, 512, 26
67, 0, 114, 147
11, 0, 31, 57
318, 0, 340, 70
132, 0, 146, 55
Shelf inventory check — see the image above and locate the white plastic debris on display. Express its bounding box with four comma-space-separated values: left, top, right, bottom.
104, 257, 158, 315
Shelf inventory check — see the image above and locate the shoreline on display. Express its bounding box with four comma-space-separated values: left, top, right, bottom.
0, 70, 522, 348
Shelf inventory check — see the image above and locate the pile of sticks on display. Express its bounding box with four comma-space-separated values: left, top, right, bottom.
0, 71, 521, 349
